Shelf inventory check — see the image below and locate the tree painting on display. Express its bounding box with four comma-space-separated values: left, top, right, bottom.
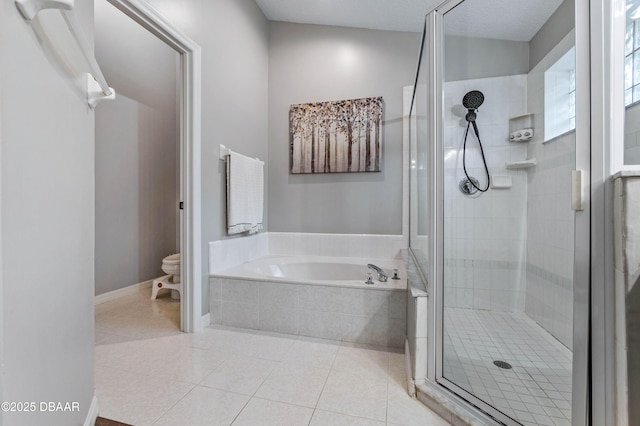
289, 97, 383, 174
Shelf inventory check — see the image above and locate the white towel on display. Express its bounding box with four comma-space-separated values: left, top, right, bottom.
226, 151, 264, 235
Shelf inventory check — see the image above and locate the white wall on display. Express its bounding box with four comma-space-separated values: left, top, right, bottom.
443, 75, 529, 312
0, 1, 95, 424
143, 0, 269, 314
268, 22, 419, 235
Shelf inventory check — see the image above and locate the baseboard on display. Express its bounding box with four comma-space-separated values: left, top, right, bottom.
95, 280, 153, 305
200, 313, 211, 330
83, 395, 99, 426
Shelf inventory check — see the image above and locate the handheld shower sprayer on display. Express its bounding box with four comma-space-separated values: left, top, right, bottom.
461, 90, 490, 193
463, 90, 483, 125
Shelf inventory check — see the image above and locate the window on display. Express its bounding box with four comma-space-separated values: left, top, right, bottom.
626, 4, 640, 105
544, 47, 576, 141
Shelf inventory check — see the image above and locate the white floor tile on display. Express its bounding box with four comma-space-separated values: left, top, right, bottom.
309, 409, 385, 426
246, 332, 297, 360
255, 364, 330, 407
331, 343, 390, 381
199, 355, 277, 395
280, 337, 341, 370
95, 286, 456, 426
153, 386, 250, 426
316, 370, 387, 421
95, 366, 194, 426
231, 397, 313, 426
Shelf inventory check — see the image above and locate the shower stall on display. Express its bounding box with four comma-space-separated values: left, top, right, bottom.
408, 0, 590, 425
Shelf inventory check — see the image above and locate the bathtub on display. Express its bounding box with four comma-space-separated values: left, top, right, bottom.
213, 255, 407, 290
209, 255, 407, 347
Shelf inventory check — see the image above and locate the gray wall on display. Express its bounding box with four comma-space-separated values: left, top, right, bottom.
444, 36, 529, 82
268, 22, 420, 235
95, 0, 179, 296
529, 0, 575, 70
0, 1, 95, 424
147, 0, 269, 314
95, 95, 179, 295
95, 0, 179, 112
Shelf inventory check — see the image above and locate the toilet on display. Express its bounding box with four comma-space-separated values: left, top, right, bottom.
151, 253, 181, 300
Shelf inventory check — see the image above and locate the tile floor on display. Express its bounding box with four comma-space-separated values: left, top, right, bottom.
443, 308, 572, 426
95, 285, 451, 425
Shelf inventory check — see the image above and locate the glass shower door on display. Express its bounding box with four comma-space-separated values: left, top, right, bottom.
419, 0, 589, 425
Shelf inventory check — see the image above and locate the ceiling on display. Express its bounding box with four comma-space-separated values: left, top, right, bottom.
255, 0, 565, 42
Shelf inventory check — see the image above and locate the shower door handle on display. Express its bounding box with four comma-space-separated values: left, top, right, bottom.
572, 170, 584, 211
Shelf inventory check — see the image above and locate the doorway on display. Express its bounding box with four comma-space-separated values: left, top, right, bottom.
95, 0, 181, 331
96, 0, 202, 332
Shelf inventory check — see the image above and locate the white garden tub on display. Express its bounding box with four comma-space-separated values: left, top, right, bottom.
212, 255, 407, 290
209, 255, 408, 347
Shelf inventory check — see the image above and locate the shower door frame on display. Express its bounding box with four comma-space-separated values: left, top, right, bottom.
424, 1, 592, 425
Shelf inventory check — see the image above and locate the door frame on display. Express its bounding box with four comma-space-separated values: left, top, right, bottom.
105, 0, 202, 332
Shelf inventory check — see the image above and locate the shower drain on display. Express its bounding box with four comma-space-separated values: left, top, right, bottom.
493, 360, 512, 370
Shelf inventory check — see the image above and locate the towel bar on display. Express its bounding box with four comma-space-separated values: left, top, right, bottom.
219, 144, 264, 165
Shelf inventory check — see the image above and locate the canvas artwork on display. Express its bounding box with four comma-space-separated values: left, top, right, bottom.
289, 97, 383, 174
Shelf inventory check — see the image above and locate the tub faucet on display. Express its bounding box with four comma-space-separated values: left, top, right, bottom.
367, 264, 388, 282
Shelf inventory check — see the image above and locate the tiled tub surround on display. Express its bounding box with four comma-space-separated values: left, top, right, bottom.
209, 256, 407, 348
403, 250, 429, 387
209, 232, 269, 274
209, 232, 407, 274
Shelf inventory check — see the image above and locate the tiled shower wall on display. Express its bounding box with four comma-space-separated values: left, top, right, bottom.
443, 75, 528, 312
524, 37, 575, 349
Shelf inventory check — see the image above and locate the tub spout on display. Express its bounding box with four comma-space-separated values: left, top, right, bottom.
367, 264, 388, 282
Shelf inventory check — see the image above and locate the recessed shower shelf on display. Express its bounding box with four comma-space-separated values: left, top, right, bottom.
509, 128, 533, 142
509, 113, 534, 142
505, 159, 537, 169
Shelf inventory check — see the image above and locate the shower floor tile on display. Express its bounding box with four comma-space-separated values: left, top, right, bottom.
443, 308, 572, 426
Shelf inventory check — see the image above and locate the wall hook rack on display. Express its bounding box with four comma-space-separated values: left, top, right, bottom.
15, 0, 72, 20
87, 74, 115, 109
15, 0, 116, 108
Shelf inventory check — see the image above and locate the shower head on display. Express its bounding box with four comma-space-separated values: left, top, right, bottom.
462, 90, 484, 111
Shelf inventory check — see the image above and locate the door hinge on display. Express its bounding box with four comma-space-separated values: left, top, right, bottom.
179, 201, 184, 210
